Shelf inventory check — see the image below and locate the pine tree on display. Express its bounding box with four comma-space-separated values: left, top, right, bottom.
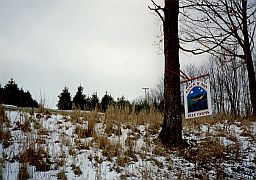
84, 97, 91, 111
100, 92, 114, 112
19, 89, 38, 108
116, 96, 131, 109
73, 85, 86, 110
57, 86, 72, 110
3, 78, 20, 106
90, 93, 99, 110
0, 79, 38, 107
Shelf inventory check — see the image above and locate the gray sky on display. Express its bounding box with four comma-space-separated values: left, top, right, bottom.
0, 0, 203, 108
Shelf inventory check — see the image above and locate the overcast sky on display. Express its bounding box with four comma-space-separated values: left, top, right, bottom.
0, 0, 204, 108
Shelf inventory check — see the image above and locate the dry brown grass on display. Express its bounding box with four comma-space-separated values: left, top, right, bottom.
57, 170, 67, 180
105, 106, 162, 126
21, 118, 32, 132
19, 146, 52, 172
57, 158, 65, 167
74, 139, 91, 150
0, 158, 3, 179
182, 139, 226, 165
93, 133, 123, 161
240, 129, 255, 140
0, 105, 9, 125
152, 140, 168, 157
37, 127, 49, 136
18, 163, 30, 180
68, 145, 76, 156
116, 154, 130, 167
184, 113, 255, 129
70, 110, 99, 141
74, 125, 93, 139
0, 130, 11, 147
105, 122, 121, 136
0, 105, 12, 148
0, 104, 4, 120
70, 109, 87, 124
183, 115, 220, 128
71, 163, 82, 176
86, 105, 164, 166
104, 105, 162, 141
240, 115, 256, 127
2, 104, 255, 179
33, 120, 42, 129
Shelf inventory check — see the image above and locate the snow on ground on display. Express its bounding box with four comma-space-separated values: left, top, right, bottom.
0, 107, 255, 179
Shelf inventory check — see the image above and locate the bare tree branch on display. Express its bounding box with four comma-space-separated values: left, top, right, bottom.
148, 0, 164, 22
179, 0, 256, 114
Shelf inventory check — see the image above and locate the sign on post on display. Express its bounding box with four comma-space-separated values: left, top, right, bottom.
184, 78, 212, 119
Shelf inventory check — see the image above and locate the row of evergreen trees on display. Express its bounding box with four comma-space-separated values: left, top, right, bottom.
57, 85, 131, 112
0, 79, 39, 108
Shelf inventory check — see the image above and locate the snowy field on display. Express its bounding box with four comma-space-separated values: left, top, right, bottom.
0, 106, 255, 179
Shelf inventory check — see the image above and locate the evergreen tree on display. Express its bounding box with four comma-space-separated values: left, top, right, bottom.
19, 89, 38, 108
84, 97, 91, 111
3, 78, 20, 106
100, 92, 114, 112
0, 79, 38, 108
90, 93, 99, 110
57, 86, 72, 110
73, 85, 86, 110
116, 96, 131, 109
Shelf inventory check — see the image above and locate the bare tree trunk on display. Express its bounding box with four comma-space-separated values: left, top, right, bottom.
245, 52, 256, 115
242, 0, 256, 116
159, 0, 183, 146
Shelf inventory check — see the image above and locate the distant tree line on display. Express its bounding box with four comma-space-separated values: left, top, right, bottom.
57, 85, 142, 112
0, 79, 39, 108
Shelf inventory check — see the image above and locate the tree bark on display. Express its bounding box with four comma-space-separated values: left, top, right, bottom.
241, 0, 256, 116
159, 0, 183, 146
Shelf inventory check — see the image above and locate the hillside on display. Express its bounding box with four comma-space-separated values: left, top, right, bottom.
0, 105, 255, 179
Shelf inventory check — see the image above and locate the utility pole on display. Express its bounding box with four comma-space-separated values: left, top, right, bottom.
142, 87, 149, 103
